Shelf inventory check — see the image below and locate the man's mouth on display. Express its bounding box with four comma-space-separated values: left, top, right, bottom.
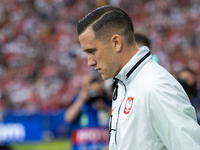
96, 68, 101, 73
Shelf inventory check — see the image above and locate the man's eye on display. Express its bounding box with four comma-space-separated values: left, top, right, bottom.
85, 49, 96, 54
89, 51, 95, 54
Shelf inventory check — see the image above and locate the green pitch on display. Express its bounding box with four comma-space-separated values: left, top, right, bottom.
11, 139, 71, 150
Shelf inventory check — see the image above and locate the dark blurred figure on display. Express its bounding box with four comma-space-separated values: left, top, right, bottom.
135, 32, 160, 64
176, 67, 200, 124
64, 73, 111, 150
0, 145, 13, 150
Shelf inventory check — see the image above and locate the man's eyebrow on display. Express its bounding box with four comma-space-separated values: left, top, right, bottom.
83, 48, 96, 53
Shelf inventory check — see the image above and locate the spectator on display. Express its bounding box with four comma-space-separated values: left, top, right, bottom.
176, 67, 200, 124
135, 32, 160, 64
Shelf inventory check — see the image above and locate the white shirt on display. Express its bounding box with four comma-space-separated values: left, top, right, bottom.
109, 46, 200, 150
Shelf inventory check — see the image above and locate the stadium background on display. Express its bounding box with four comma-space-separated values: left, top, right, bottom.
0, 0, 200, 149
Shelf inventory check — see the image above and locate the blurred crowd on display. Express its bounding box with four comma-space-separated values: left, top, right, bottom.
0, 0, 200, 114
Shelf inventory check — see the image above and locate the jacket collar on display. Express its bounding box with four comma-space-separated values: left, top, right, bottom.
114, 46, 152, 84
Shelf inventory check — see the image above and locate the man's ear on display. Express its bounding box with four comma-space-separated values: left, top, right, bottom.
111, 34, 122, 53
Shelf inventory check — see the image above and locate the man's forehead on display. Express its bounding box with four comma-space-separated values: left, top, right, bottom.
79, 27, 94, 40
79, 28, 97, 51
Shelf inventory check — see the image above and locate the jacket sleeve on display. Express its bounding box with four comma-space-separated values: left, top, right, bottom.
148, 82, 200, 150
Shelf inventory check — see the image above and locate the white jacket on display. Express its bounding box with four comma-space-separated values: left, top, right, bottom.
109, 46, 200, 150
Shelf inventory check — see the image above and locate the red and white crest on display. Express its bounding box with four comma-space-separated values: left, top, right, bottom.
124, 97, 134, 114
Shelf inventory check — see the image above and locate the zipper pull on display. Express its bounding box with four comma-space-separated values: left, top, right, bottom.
113, 84, 119, 100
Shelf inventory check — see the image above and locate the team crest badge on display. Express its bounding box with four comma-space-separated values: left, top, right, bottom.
124, 97, 134, 114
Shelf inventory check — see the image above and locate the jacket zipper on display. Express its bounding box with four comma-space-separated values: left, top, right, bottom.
113, 80, 127, 146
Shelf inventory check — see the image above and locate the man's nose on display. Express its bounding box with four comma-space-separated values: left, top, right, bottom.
88, 57, 97, 67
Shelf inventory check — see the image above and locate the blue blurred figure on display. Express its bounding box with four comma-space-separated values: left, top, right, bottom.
64, 74, 111, 150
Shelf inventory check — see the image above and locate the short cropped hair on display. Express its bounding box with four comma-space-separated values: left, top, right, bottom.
77, 5, 135, 45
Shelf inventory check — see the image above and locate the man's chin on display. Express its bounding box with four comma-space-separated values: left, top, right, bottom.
101, 74, 113, 80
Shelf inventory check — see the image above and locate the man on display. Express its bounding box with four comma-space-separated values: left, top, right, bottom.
134, 32, 160, 64
77, 5, 200, 150
65, 74, 111, 150
176, 67, 200, 124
